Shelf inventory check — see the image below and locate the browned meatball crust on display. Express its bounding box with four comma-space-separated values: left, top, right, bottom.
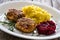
15, 17, 36, 33
6, 9, 25, 22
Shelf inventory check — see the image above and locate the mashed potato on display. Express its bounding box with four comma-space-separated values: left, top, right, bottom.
22, 5, 51, 24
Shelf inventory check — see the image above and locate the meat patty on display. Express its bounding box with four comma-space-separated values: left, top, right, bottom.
6, 9, 25, 22
15, 17, 36, 33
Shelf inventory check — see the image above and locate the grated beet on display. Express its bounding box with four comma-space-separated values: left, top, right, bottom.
36, 20, 56, 35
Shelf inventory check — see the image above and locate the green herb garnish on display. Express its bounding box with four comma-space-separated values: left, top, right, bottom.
0, 21, 15, 31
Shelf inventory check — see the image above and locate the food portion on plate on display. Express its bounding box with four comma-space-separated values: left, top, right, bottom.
0, 5, 56, 35
6, 9, 25, 22
15, 17, 36, 33
22, 5, 51, 24
36, 20, 56, 35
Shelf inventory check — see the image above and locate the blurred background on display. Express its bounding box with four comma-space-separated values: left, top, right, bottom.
0, 0, 60, 10
0, 0, 60, 40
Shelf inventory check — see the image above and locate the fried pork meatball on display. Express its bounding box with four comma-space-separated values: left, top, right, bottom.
6, 9, 25, 22
15, 17, 36, 33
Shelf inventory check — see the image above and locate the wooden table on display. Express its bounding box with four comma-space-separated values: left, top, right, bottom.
0, 0, 60, 40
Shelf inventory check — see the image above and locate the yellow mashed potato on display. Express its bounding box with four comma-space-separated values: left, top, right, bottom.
22, 5, 51, 24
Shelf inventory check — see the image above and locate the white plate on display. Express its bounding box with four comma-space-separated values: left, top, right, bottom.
0, 1, 60, 39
